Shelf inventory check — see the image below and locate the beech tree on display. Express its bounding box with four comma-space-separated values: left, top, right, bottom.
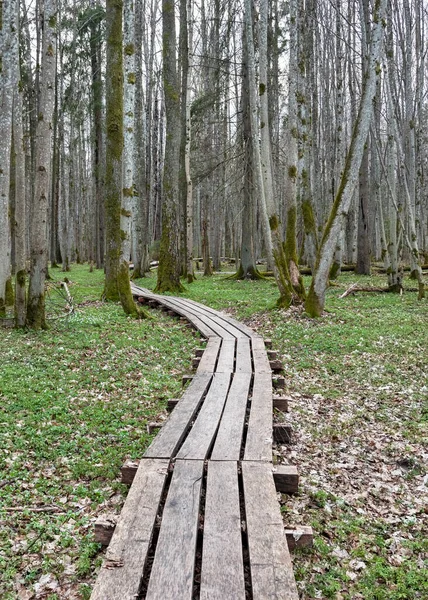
26, 0, 57, 329
305, 0, 388, 317
155, 0, 183, 293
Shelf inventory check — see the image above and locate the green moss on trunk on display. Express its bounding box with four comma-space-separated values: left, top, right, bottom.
26, 293, 48, 329
305, 283, 323, 317
5, 278, 14, 306
117, 262, 147, 318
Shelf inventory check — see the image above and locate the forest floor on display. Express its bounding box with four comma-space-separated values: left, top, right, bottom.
0, 265, 427, 599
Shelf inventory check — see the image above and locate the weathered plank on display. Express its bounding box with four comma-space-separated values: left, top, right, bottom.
178, 296, 256, 338
197, 337, 221, 372
235, 337, 252, 373
145, 460, 204, 600
252, 336, 272, 373
244, 372, 273, 462
242, 461, 299, 600
164, 297, 244, 340
144, 373, 212, 459
200, 461, 246, 599
211, 372, 252, 461
161, 297, 237, 340
215, 339, 236, 373
90, 459, 169, 600
177, 372, 231, 460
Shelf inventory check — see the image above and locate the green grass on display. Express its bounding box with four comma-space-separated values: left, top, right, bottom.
1, 266, 427, 598
0, 266, 199, 598
138, 269, 428, 599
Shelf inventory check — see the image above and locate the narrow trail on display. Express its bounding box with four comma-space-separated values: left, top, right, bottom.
90, 284, 300, 599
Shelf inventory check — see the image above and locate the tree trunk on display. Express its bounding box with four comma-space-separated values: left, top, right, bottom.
305, 0, 387, 317
104, 0, 124, 301
155, 0, 184, 293
26, 0, 57, 328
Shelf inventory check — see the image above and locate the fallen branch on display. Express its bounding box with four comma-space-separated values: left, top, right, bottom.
3, 505, 65, 513
339, 284, 390, 298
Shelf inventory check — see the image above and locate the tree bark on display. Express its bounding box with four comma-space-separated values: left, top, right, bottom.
155, 0, 184, 293
27, 0, 57, 328
305, 0, 387, 317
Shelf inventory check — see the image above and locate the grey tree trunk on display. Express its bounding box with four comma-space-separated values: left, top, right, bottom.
306, 0, 387, 317
27, 0, 57, 328
155, 0, 184, 293
0, 0, 15, 317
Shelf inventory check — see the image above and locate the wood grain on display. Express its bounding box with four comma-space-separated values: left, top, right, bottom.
244, 372, 273, 462
145, 460, 204, 600
90, 459, 169, 600
144, 373, 212, 459
211, 372, 252, 461
200, 461, 246, 599
176, 372, 231, 460
242, 461, 299, 600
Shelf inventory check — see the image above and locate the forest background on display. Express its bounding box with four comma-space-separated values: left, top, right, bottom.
1, 0, 428, 326
1, 0, 428, 598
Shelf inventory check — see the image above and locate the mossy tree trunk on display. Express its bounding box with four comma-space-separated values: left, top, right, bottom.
88, 4, 105, 270
282, 0, 306, 301
27, 0, 57, 329
12, 9, 27, 327
103, 0, 123, 302
244, 0, 294, 302
306, 0, 387, 317
0, 0, 15, 319
155, 0, 184, 294
120, 0, 142, 317
234, 27, 262, 281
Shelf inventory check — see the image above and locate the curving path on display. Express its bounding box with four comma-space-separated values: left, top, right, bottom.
90, 285, 299, 599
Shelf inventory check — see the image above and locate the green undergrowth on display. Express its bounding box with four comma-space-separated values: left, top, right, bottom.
0, 265, 198, 599
139, 269, 428, 599
1, 265, 427, 598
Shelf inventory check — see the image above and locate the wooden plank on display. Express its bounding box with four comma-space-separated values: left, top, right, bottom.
215, 339, 236, 372
90, 459, 169, 600
165, 297, 243, 340
145, 460, 204, 600
144, 373, 212, 459
211, 372, 252, 461
178, 296, 256, 338
235, 337, 252, 373
197, 337, 221, 372
252, 336, 272, 373
200, 461, 246, 600
242, 461, 299, 600
244, 372, 273, 462
176, 372, 231, 460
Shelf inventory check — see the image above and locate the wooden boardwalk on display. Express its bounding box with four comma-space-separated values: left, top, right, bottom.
91, 284, 300, 599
